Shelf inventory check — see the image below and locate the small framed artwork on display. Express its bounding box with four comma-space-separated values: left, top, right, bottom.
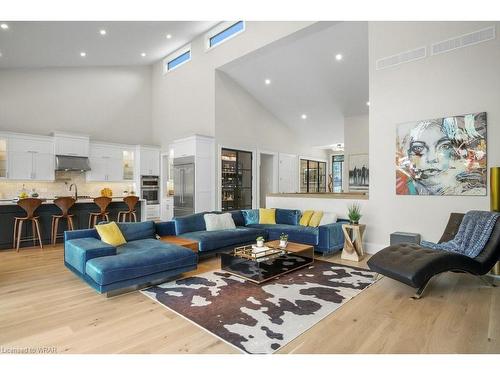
348, 154, 369, 191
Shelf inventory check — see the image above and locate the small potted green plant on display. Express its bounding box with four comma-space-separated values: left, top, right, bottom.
279, 233, 289, 248
347, 203, 362, 225
256, 236, 265, 247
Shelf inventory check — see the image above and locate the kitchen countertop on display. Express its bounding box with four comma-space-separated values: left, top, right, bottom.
0, 197, 146, 206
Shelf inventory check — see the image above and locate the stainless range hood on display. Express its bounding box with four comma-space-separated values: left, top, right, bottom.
55, 155, 91, 172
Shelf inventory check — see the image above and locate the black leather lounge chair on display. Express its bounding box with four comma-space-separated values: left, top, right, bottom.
367, 213, 500, 299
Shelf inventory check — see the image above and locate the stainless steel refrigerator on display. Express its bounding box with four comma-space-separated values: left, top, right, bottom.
173, 156, 195, 217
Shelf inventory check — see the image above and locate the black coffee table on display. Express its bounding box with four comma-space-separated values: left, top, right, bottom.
220, 240, 314, 284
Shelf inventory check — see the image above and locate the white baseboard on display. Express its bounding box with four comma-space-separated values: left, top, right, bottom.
364, 242, 388, 254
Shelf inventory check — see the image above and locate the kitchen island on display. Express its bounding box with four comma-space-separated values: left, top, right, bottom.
0, 198, 145, 250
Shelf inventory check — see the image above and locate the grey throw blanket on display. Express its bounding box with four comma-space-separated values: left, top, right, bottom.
421, 210, 500, 258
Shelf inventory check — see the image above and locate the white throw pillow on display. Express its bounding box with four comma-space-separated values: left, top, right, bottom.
319, 212, 338, 226
204, 213, 236, 231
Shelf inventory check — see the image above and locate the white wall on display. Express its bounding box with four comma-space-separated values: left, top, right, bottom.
215, 70, 327, 157
151, 21, 314, 148
215, 69, 327, 207
0, 66, 153, 144
368, 21, 500, 248
344, 114, 369, 191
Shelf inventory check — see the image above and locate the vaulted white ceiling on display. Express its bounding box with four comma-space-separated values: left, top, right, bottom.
0, 21, 219, 68
219, 21, 369, 147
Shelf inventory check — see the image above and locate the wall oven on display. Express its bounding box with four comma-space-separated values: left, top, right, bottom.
141, 176, 159, 205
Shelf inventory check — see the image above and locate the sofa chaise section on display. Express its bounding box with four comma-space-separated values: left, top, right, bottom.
64, 221, 197, 294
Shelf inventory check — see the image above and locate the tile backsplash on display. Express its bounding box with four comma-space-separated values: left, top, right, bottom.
0, 171, 137, 199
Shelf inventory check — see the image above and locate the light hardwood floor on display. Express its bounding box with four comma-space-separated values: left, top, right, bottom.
0, 244, 499, 354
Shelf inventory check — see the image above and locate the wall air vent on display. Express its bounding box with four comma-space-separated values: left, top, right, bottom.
376, 46, 427, 70
431, 26, 496, 56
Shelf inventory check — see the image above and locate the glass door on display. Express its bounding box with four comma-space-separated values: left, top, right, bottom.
300, 159, 327, 193
221, 148, 253, 211
332, 155, 344, 193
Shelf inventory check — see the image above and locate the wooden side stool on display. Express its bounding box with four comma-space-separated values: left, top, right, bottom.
341, 223, 366, 262
51, 196, 76, 245
117, 195, 139, 222
13, 198, 44, 251
88, 196, 112, 228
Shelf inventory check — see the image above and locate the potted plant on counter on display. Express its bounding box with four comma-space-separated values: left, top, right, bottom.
347, 203, 362, 225
279, 233, 289, 248
256, 236, 265, 248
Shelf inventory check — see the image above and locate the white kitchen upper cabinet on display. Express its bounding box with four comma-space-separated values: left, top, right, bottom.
86, 156, 107, 181
172, 139, 195, 158
139, 147, 160, 176
53, 133, 89, 157
8, 151, 54, 181
8, 150, 33, 180
122, 149, 135, 180
33, 152, 55, 181
0, 138, 7, 179
87, 142, 135, 182
7, 135, 55, 181
87, 156, 123, 182
106, 157, 125, 182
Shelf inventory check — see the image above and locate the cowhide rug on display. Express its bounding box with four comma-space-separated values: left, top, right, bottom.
141, 260, 376, 354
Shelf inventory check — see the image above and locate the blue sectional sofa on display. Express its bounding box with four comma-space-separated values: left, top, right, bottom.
64, 221, 197, 294
160, 209, 347, 257
64, 209, 346, 294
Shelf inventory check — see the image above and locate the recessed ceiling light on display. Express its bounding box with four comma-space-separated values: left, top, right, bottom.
99, 29, 107, 35
80, 52, 87, 57
301, 114, 307, 120
366, 101, 370, 106
166, 34, 172, 39
0, 23, 8, 30
335, 53, 343, 61
264, 79, 271, 85
141, 52, 146, 57
0, 52, 2, 57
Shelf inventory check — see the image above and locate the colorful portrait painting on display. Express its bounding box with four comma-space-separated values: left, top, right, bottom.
396, 112, 487, 196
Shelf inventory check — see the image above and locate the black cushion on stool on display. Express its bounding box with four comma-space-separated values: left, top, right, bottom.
367, 243, 481, 288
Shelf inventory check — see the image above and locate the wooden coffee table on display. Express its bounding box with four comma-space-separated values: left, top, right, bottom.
220, 240, 314, 284
159, 236, 199, 252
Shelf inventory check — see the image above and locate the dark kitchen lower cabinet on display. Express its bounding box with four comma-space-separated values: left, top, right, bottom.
0, 201, 142, 250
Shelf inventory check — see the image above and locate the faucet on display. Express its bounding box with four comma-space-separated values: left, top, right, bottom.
69, 183, 78, 200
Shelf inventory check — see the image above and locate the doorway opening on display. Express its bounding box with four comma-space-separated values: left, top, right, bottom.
259, 153, 276, 208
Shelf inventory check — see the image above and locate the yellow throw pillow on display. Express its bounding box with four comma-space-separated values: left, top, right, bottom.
259, 208, 276, 224
308, 211, 324, 227
299, 210, 314, 226
95, 221, 126, 247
